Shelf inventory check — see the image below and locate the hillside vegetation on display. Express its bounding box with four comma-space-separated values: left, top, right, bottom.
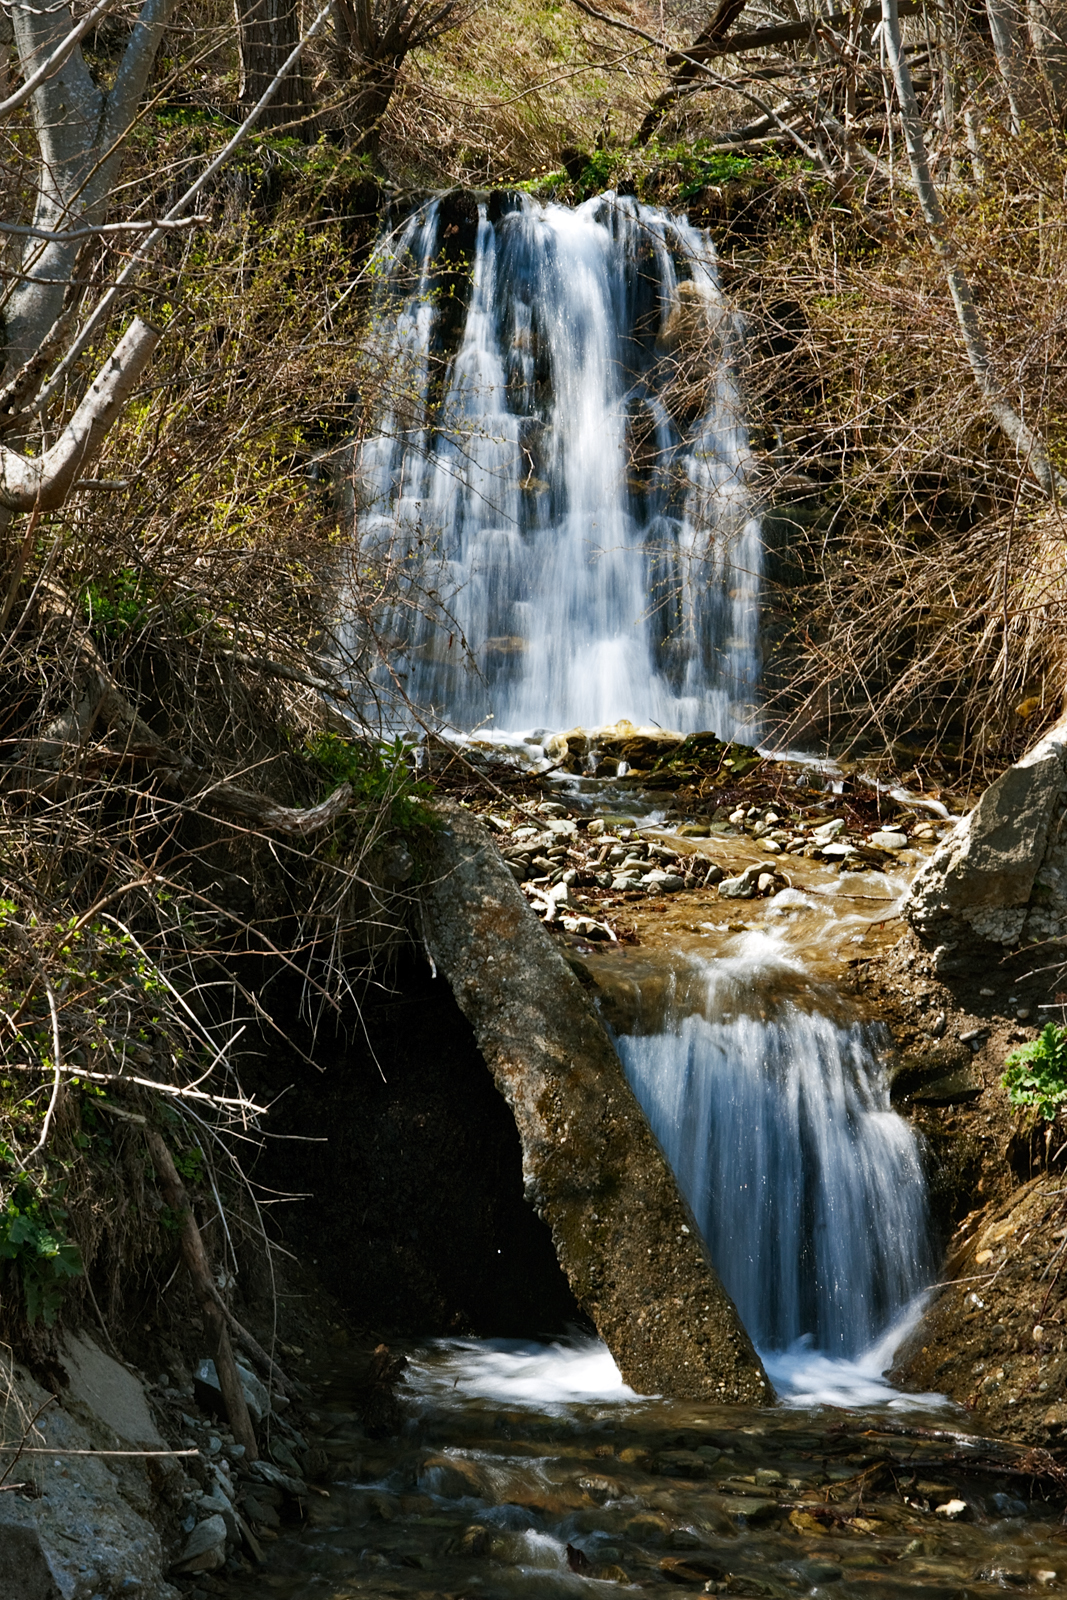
1, 0, 1066, 1355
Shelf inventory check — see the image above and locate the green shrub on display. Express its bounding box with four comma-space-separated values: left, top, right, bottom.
1002, 1023, 1067, 1121
0, 1180, 82, 1325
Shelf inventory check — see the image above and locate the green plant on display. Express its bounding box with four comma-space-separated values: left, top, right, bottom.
0, 1180, 82, 1325
306, 732, 435, 827
81, 568, 149, 636
1002, 1023, 1067, 1120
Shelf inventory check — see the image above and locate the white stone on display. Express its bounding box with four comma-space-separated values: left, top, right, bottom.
870, 831, 908, 850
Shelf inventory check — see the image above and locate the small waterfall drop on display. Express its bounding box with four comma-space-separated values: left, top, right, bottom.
352, 192, 762, 739
616, 940, 933, 1387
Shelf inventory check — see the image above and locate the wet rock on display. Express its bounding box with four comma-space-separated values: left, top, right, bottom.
990, 1491, 1029, 1517
173, 1514, 228, 1574
651, 1450, 713, 1478
625, 1512, 671, 1544
249, 1458, 306, 1497
420, 802, 768, 1403
240, 1492, 281, 1528
792, 1557, 843, 1584
458, 1523, 490, 1554
718, 863, 763, 899
645, 870, 684, 892
419, 1454, 484, 1499
727, 1497, 780, 1525
659, 1551, 727, 1586
194, 1358, 269, 1427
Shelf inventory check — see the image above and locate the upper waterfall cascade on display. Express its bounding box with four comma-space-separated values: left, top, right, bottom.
353, 192, 763, 739
617, 941, 934, 1367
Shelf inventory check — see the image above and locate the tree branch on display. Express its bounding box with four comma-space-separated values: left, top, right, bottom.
31, 2, 334, 417
0, 317, 160, 511
0, 0, 115, 116
880, 0, 1066, 499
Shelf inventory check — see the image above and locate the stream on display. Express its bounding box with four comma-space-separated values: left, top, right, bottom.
231, 1335, 1067, 1599
250, 192, 1067, 1597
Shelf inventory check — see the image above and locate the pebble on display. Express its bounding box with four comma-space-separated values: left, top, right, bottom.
869, 830, 908, 850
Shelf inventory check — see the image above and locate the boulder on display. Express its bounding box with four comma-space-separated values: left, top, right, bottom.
0, 1353, 177, 1600
904, 712, 1067, 946
61, 1332, 165, 1449
172, 1514, 228, 1574
419, 802, 768, 1403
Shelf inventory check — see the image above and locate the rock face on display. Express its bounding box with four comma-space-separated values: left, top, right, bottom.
419, 801, 769, 1403
904, 713, 1067, 946
0, 1343, 178, 1600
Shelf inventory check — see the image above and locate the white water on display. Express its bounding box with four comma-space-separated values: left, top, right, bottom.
352, 192, 762, 739
615, 937, 937, 1399
406, 1336, 638, 1411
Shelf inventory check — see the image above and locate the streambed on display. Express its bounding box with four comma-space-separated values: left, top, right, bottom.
229, 1339, 1067, 1599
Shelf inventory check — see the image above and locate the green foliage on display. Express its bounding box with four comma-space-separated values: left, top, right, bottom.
307, 733, 434, 825
173, 1145, 203, 1186
81, 568, 149, 636
0, 1179, 82, 1326
1002, 1023, 1067, 1120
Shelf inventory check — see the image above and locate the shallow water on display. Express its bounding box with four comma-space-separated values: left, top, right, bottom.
233, 1336, 1067, 1600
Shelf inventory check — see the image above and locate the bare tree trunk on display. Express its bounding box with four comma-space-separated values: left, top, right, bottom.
236, 0, 308, 131
145, 1130, 259, 1461
881, 0, 1066, 498
1027, 0, 1067, 123
4, 0, 178, 377
985, 0, 1034, 129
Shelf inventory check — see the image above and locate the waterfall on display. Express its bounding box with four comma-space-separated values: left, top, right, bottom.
351, 192, 762, 740
615, 941, 933, 1366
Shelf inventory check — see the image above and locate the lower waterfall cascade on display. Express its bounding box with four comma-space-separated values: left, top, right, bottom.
615, 937, 936, 1400
351, 190, 763, 741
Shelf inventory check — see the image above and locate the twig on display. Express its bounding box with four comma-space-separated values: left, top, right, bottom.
145, 1128, 258, 1459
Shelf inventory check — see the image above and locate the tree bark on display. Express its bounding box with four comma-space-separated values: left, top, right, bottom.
237, 0, 308, 130
0, 318, 160, 511
4, 0, 178, 377
1027, 0, 1067, 123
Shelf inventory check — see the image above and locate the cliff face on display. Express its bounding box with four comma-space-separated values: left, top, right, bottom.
419, 801, 769, 1404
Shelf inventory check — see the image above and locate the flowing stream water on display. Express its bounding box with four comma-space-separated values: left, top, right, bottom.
246, 197, 1067, 1598
615, 935, 935, 1405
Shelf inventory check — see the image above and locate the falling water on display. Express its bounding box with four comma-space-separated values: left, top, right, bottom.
351, 192, 762, 739
616, 939, 933, 1385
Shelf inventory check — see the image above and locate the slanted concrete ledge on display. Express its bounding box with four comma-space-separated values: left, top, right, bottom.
420, 801, 769, 1403
904, 713, 1067, 947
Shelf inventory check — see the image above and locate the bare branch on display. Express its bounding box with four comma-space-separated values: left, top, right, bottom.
0, 0, 115, 115
0, 317, 160, 510
31, 2, 334, 416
